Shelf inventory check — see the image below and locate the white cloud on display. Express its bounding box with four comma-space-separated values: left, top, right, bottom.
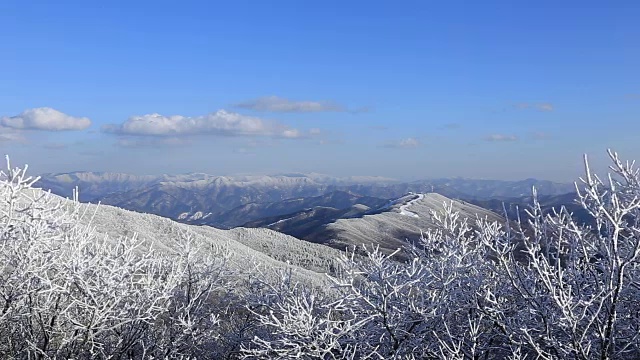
485, 134, 518, 142
399, 137, 420, 147
384, 137, 421, 148
514, 103, 554, 112
235, 96, 346, 113
116, 137, 192, 148
281, 129, 301, 138
537, 103, 554, 111
1, 107, 91, 131
103, 110, 303, 139
532, 131, 551, 139
0, 127, 26, 143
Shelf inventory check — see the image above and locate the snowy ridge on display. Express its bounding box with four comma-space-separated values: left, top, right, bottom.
80, 200, 343, 280
5, 185, 343, 285
373, 192, 423, 217
399, 193, 424, 218
267, 215, 297, 227
177, 211, 211, 221
318, 192, 504, 256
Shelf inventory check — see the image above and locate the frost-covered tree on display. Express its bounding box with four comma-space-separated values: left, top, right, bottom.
244, 150, 640, 360
3, 150, 640, 359
0, 158, 184, 358
243, 205, 507, 359
477, 150, 640, 359
0, 158, 258, 359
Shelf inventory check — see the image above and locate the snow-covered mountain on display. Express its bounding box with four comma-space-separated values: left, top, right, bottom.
35, 171, 573, 227
187, 190, 389, 229
84, 201, 343, 278
9, 184, 343, 284
246, 192, 504, 257
28, 175, 505, 275
36, 172, 396, 203
35, 172, 163, 201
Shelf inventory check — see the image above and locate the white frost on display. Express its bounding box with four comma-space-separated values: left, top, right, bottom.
399, 193, 424, 218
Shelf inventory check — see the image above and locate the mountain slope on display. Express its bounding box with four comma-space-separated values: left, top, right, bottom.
6, 184, 343, 287
188, 190, 389, 229
245, 193, 504, 256
245, 205, 366, 239
80, 199, 344, 277
318, 193, 504, 255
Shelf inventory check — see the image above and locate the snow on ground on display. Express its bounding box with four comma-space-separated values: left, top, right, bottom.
323, 192, 505, 257
177, 211, 212, 221
268, 214, 297, 227
399, 193, 424, 218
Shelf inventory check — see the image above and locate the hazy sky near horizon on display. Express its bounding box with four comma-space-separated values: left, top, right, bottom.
1, 0, 639, 181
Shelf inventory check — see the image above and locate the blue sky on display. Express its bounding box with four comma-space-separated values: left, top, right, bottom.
1, 0, 638, 181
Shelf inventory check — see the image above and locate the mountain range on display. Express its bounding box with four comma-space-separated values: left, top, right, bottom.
35, 171, 576, 229
32, 171, 585, 262
26, 184, 503, 274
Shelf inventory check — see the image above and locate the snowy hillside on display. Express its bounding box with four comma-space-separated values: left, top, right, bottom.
8, 179, 342, 282
79, 199, 343, 277
245, 192, 504, 257
317, 193, 503, 255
